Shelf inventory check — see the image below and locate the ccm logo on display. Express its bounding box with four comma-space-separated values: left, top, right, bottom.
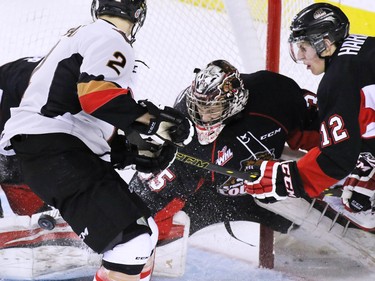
260, 128, 281, 140
281, 163, 296, 197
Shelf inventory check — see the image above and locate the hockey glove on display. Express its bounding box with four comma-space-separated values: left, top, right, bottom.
132, 100, 194, 147
244, 160, 304, 203
110, 134, 177, 174
341, 152, 375, 212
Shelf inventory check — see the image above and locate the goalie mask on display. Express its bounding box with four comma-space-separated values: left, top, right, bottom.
289, 2, 349, 62
91, 0, 147, 43
186, 60, 249, 145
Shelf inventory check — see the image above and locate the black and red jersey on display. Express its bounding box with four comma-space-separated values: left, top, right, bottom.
0, 57, 42, 132
130, 70, 319, 234
298, 34, 375, 197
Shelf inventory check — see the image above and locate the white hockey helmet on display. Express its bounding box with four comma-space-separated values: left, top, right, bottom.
186, 60, 249, 145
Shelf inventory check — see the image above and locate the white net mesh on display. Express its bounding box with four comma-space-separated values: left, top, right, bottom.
0, 0, 92, 63
0, 0, 320, 106
279, 0, 322, 93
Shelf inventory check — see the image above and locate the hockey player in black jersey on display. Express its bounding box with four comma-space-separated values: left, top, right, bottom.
244, 2, 375, 230
0, 1, 194, 281
128, 59, 320, 241
0, 57, 49, 217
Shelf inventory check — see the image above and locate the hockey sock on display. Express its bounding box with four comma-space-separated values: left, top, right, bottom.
140, 250, 155, 281
93, 266, 140, 281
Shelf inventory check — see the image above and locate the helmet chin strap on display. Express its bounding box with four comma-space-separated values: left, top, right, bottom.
318, 42, 340, 72
129, 24, 137, 44
323, 56, 331, 72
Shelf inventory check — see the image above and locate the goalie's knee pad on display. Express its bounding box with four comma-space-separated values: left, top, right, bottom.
102, 217, 158, 275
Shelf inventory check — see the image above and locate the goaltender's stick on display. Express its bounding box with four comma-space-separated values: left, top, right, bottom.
175, 152, 260, 181
176, 152, 261, 246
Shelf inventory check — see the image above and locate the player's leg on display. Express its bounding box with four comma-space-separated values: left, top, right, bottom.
10, 133, 157, 281
0, 154, 23, 184
95, 217, 158, 281
0, 151, 47, 216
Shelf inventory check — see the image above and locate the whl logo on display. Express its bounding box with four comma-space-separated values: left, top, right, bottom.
216, 146, 233, 166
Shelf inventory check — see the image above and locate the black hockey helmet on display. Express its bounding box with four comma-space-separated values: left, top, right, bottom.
186, 60, 249, 144
91, 0, 147, 42
289, 3, 349, 57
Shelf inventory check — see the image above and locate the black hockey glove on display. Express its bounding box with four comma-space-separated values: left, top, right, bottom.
110, 134, 177, 174
244, 160, 304, 203
131, 100, 194, 147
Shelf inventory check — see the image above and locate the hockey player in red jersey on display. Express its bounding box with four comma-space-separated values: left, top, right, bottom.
244, 3, 375, 226
129, 59, 320, 242
0, 1, 194, 281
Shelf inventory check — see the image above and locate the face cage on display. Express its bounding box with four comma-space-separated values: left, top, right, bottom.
187, 97, 231, 126
186, 68, 246, 144
186, 97, 231, 144
129, 7, 146, 43
188, 72, 243, 123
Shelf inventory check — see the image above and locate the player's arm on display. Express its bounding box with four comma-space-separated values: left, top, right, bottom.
245, 82, 362, 201
77, 35, 193, 148
299, 78, 362, 197
286, 89, 320, 151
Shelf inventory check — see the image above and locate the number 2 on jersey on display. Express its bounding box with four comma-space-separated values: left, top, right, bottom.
107, 51, 126, 75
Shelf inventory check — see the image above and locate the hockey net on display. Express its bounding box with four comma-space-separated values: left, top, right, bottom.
0, 0, 320, 101
0, 0, 319, 275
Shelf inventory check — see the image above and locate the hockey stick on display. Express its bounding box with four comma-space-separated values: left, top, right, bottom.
175, 152, 260, 181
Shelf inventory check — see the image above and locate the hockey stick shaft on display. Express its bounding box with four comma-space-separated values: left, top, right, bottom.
175, 152, 260, 181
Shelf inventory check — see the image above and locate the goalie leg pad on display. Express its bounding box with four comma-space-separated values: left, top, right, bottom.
1, 183, 45, 216
153, 211, 190, 278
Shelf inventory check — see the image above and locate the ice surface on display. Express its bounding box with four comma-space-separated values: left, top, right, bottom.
2, 225, 375, 281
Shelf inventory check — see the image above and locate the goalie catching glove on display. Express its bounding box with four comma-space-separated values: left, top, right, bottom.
110, 134, 176, 174
131, 100, 194, 147
244, 160, 304, 203
341, 152, 375, 213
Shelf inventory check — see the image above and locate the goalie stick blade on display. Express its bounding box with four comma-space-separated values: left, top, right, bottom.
323, 196, 375, 232
255, 198, 375, 270
175, 152, 260, 181
321, 186, 375, 232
